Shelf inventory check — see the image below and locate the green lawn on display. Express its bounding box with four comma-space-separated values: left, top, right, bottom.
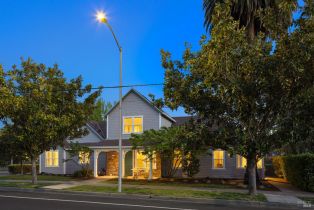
68, 185, 266, 202
0, 175, 76, 181
101, 179, 241, 189
0, 182, 49, 189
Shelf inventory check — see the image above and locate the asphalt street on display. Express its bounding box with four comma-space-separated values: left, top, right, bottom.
0, 190, 302, 210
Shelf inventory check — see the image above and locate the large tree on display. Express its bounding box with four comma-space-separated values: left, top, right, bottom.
0, 59, 101, 184
203, 0, 296, 39
89, 98, 113, 121
130, 126, 205, 178
162, 1, 313, 195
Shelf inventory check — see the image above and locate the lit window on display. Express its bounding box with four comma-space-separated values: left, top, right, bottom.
79, 152, 90, 164
135, 151, 157, 171
45, 150, 59, 167
173, 150, 182, 169
236, 155, 263, 169
237, 155, 247, 168
213, 150, 225, 169
257, 159, 263, 169
123, 116, 143, 134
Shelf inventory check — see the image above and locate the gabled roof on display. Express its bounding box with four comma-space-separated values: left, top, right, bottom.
105, 88, 176, 123
87, 121, 106, 139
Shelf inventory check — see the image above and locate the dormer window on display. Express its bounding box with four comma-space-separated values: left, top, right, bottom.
123, 116, 143, 134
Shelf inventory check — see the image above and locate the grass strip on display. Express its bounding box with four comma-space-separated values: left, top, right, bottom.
68, 185, 266, 202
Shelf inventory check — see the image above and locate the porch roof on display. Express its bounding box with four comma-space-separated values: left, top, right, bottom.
79, 139, 132, 147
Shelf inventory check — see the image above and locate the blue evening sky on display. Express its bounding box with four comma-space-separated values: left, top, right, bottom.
0, 0, 205, 116
0, 1, 303, 117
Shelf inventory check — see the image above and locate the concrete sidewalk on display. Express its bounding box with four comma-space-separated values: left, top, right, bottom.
263, 178, 313, 207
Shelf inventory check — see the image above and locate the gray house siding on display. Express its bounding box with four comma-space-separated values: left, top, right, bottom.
71, 126, 102, 143
160, 115, 172, 128
40, 147, 65, 175
167, 151, 264, 179
65, 151, 95, 175
107, 91, 160, 140
195, 153, 264, 179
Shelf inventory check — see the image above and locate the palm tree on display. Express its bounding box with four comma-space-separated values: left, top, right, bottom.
203, 0, 295, 40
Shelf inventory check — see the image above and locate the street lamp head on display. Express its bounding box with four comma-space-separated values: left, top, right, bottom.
96, 10, 107, 23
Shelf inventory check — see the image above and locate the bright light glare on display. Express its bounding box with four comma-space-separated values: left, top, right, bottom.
96, 10, 107, 23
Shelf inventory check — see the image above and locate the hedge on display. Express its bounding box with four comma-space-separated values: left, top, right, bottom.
8, 164, 39, 174
282, 154, 314, 192
273, 154, 314, 192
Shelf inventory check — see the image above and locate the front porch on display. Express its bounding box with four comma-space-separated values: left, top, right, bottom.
92, 148, 161, 179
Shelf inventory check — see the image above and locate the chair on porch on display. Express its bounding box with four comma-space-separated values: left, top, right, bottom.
132, 168, 148, 179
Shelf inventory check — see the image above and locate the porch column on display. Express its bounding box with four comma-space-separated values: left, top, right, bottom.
93, 150, 99, 178
122, 150, 127, 177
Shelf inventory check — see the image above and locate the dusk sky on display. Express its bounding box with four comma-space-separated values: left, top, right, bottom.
0, 0, 206, 116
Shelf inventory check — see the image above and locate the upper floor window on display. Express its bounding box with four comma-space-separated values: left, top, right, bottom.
45, 150, 59, 167
123, 116, 143, 134
213, 149, 225, 169
237, 155, 263, 169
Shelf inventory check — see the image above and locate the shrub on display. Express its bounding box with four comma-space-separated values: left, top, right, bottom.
282, 154, 314, 192
8, 164, 39, 174
272, 156, 286, 178
73, 168, 93, 178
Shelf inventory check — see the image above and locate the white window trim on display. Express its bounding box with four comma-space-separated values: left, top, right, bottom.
212, 149, 226, 169
45, 150, 59, 168
122, 115, 143, 134
159, 113, 161, 129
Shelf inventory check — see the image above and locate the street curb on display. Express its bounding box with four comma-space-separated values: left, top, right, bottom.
0, 187, 306, 209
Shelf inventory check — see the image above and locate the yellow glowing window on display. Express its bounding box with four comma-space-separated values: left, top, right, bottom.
135, 151, 157, 171
237, 155, 247, 168
173, 150, 182, 169
79, 152, 90, 164
237, 155, 263, 169
213, 150, 225, 169
45, 150, 59, 167
257, 159, 263, 169
123, 116, 143, 134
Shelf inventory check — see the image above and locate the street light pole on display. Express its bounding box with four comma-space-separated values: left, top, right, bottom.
96, 11, 123, 193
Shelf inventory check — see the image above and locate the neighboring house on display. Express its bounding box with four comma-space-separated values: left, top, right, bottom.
39, 89, 264, 179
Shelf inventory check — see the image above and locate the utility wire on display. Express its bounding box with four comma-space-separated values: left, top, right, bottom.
94, 83, 164, 90
5, 83, 164, 93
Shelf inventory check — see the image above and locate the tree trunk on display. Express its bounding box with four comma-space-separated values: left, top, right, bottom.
148, 157, 153, 181
247, 157, 257, 195
247, 20, 255, 42
31, 158, 37, 185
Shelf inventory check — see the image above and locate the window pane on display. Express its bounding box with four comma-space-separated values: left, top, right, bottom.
134, 125, 142, 133
124, 118, 132, 125
214, 159, 224, 168
257, 159, 263, 169
213, 150, 225, 168
237, 155, 247, 168
124, 125, 132, 133
173, 150, 182, 168
134, 117, 142, 125
136, 151, 146, 169
53, 151, 59, 166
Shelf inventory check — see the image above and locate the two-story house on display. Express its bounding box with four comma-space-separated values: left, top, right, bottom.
39, 89, 264, 179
